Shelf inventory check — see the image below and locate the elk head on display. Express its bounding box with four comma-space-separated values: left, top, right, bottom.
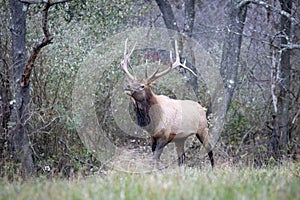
121, 39, 196, 101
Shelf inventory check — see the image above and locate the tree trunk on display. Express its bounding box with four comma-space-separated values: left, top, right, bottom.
0, 56, 10, 154
183, 0, 195, 38
0, 47, 10, 135
183, 0, 198, 94
155, 0, 198, 94
277, 0, 292, 149
155, 0, 180, 32
9, 0, 34, 178
155, 0, 183, 54
220, 0, 248, 113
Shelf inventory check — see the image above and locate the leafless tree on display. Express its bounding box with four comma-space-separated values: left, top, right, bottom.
9, 0, 69, 178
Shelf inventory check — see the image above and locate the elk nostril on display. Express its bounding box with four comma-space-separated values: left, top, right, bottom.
124, 84, 132, 91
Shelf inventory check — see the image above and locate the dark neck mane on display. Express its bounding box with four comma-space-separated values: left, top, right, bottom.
135, 101, 151, 127
133, 89, 158, 131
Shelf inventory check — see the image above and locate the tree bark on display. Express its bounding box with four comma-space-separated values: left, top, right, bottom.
155, 0, 198, 94
9, 0, 34, 178
183, 0, 198, 94
155, 0, 180, 32
277, 0, 292, 149
155, 0, 182, 53
220, 0, 248, 113
183, 0, 195, 38
0, 46, 10, 135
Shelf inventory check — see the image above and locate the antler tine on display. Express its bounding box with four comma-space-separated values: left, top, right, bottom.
146, 40, 197, 84
171, 41, 197, 76
176, 58, 197, 77
121, 39, 136, 80
145, 60, 148, 79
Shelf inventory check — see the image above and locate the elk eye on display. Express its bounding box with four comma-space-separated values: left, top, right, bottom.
140, 85, 145, 89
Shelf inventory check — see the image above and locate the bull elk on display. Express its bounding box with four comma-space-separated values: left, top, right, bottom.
120, 40, 214, 168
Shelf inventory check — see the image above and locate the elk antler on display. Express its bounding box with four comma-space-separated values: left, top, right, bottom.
121, 39, 136, 80
146, 40, 197, 84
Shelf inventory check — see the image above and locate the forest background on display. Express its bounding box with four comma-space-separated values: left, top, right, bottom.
0, 0, 299, 179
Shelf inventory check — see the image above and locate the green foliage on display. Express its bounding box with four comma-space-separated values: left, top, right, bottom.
220, 93, 278, 166
12, 0, 148, 178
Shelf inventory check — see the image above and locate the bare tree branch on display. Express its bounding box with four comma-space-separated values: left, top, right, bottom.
237, 0, 297, 23
20, 0, 71, 5
281, 43, 300, 50
20, 1, 58, 87
20, 0, 48, 3
292, 108, 300, 124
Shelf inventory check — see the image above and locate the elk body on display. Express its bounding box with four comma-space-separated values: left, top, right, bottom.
120, 41, 214, 168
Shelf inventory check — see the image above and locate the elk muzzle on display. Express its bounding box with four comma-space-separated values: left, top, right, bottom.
124, 84, 133, 96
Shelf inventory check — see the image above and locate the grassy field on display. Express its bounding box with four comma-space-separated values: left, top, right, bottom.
0, 163, 299, 200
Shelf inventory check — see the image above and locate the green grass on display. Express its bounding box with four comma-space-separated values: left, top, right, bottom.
0, 163, 299, 200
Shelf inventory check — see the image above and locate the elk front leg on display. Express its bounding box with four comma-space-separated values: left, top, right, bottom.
152, 140, 167, 165
175, 139, 186, 166
151, 133, 175, 166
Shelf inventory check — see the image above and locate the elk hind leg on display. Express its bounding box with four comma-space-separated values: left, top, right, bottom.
196, 129, 214, 168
